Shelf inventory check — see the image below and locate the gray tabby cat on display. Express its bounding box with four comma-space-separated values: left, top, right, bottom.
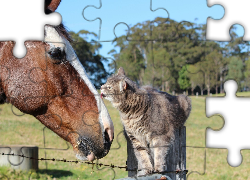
101, 67, 191, 176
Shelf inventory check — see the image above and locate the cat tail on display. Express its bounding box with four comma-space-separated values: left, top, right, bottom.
178, 94, 192, 121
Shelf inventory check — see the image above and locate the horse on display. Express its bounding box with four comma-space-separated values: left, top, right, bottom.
0, 0, 114, 162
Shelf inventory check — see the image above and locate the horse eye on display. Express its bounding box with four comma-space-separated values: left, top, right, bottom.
48, 47, 66, 64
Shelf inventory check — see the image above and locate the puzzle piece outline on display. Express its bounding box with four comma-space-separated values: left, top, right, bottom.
0, 0, 248, 179
0, 0, 61, 59
0, 21, 215, 180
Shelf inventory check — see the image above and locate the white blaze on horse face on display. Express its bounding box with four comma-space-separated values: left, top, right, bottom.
44, 26, 65, 48
44, 26, 114, 142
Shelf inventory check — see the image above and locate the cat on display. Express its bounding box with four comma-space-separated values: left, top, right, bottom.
101, 67, 191, 176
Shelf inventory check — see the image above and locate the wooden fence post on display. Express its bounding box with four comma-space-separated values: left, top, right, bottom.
126, 126, 187, 180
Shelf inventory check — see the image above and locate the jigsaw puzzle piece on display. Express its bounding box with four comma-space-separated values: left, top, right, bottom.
88, 163, 116, 180
2, 27, 72, 114
186, 147, 206, 179
206, 80, 250, 167
41, 127, 70, 150
154, 0, 224, 23
187, 148, 250, 179
67, 40, 111, 91
2, 0, 248, 179
0, 1, 116, 180
0, 103, 69, 148
183, 37, 234, 148
92, 114, 126, 178
0, 146, 38, 170
102, 19, 224, 178
83, 0, 169, 41
0, 104, 41, 145
185, 89, 223, 147
0, 0, 61, 58
0, 146, 49, 179
199, 148, 250, 179
44, 30, 112, 124
0, 41, 54, 112
207, 0, 250, 41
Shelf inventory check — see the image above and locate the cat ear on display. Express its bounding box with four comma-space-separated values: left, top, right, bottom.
119, 80, 127, 92
117, 67, 125, 76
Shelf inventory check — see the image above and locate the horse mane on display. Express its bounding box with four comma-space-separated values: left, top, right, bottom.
45, 8, 72, 43
54, 23, 73, 43
43, 23, 72, 43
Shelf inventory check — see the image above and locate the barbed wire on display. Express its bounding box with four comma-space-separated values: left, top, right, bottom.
0, 152, 188, 174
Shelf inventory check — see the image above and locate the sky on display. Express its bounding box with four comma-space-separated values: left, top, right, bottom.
56, 0, 245, 61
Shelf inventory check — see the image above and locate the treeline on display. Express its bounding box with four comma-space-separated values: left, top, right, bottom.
69, 30, 109, 88
70, 17, 250, 95
107, 17, 250, 95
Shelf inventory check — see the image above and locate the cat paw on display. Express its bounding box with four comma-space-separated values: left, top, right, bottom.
137, 167, 154, 176
154, 165, 167, 173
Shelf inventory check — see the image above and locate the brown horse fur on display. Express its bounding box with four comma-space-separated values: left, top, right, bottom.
0, 1, 114, 162
101, 67, 191, 176
45, 0, 61, 12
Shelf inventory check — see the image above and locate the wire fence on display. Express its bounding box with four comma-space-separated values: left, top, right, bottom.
0, 152, 188, 175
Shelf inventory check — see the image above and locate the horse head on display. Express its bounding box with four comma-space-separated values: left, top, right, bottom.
0, 0, 114, 161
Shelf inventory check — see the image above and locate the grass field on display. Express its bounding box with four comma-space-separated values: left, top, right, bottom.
0, 92, 250, 179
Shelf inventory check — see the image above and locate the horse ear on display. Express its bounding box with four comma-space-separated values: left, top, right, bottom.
119, 80, 127, 92
45, 0, 61, 12
117, 67, 125, 76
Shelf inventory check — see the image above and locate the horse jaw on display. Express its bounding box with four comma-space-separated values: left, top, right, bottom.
44, 25, 114, 156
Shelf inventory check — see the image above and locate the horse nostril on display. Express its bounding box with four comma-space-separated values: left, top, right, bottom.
104, 130, 110, 143
104, 128, 113, 143
104, 129, 113, 152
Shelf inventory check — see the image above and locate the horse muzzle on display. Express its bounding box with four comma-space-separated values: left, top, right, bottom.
75, 129, 113, 161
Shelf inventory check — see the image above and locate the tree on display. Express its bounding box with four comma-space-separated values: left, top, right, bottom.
69, 30, 109, 88
108, 18, 248, 94
226, 56, 244, 90
109, 17, 205, 92
178, 66, 191, 91
225, 26, 250, 62
244, 58, 250, 90
187, 65, 205, 95
108, 35, 145, 85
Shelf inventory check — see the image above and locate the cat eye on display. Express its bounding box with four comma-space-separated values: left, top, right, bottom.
108, 86, 112, 90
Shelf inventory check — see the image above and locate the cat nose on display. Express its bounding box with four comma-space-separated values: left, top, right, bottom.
100, 85, 103, 90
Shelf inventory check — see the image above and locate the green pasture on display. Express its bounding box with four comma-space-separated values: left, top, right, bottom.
0, 92, 250, 179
